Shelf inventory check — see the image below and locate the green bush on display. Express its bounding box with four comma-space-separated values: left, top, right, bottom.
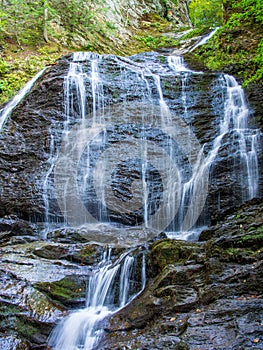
189, 0, 223, 27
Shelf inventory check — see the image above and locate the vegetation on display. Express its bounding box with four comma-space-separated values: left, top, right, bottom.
191, 0, 263, 86
0, 1, 179, 105
189, 0, 223, 27
0, 0, 262, 105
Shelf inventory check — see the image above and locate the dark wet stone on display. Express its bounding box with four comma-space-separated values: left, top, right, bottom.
0, 52, 261, 229
34, 275, 87, 307
98, 201, 263, 349
0, 215, 38, 245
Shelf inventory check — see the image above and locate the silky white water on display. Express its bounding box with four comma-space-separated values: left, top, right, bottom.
48, 248, 146, 349
46, 51, 261, 348
49, 52, 260, 239
0, 68, 46, 131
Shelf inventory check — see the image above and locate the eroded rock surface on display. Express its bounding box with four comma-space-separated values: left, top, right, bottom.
98, 200, 263, 350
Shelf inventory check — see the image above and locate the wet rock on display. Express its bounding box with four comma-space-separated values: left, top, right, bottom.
99, 202, 263, 349
1, 51, 261, 230
0, 215, 38, 245
35, 275, 87, 308
0, 239, 106, 348
147, 239, 203, 275
0, 41, 262, 350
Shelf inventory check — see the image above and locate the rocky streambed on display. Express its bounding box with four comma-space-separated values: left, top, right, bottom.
0, 199, 262, 349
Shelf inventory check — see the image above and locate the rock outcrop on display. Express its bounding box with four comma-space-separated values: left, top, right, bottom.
0, 41, 262, 350
0, 52, 261, 226
97, 199, 263, 350
0, 200, 261, 349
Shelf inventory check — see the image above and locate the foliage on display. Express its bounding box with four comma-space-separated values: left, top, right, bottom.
135, 34, 179, 49
0, 0, 115, 48
181, 26, 211, 40
189, 0, 223, 27
224, 0, 263, 85
227, 0, 263, 27
0, 48, 64, 104
191, 0, 263, 86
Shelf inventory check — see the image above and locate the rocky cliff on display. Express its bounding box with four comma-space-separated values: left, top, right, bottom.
0, 49, 262, 349
1, 52, 261, 224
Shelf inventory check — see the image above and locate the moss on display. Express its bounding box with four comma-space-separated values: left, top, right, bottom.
0, 303, 21, 317
191, 23, 263, 86
181, 26, 211, 40
237, 230, 263, 246
148, 239, 200, 274
16, 319, 39, 339
34, 275, 86, 306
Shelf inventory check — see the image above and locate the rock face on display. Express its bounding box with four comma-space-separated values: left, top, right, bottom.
0, 51, 261, 228
0, 55, 69, 221
97, 199, 263, 350
0, 200, 261, 349
0, 49, 262, 349
87, 0, 192, 38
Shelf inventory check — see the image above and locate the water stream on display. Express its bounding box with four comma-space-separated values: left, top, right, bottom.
0, 49, 260, 349
0, 68, 46, 131
48, 247, 146, 349
49, 51, 261, 242
47, 52, 261, 348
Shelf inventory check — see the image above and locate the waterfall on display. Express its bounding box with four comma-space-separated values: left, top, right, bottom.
46, 52, 261, 241
189, 27, 219, 52
48, 248, 146, 350
165, 56, 261, 236
211, 73, 261, 201
0, 68, 46, 131
35, 52, 260, 349
53, 52, 206, 237
222, 74, 260, 199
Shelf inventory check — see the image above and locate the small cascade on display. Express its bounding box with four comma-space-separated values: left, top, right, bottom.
166, 56, 261, 236
0, 68, 46, 131
48, 247, 146, 350
167, 56, 190, 72
213, 74, 260, 200
189, 27, 219, 52
167, 55, 192, 119
42, 132, 55, 226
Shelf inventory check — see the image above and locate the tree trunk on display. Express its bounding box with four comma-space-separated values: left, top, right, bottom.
43, 6, 49, 42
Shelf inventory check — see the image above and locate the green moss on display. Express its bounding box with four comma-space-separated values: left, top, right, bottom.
0, 46, 67, 105
0, 303, 21, 317
78, 244, 97, 258
134, 34, 179, 50
16, 319, 39, 338
191, 21, 263, 86
35, 275, 85, 305
181, 26, 211, 40
238, 231, 263, 245
148, 239, 200, 273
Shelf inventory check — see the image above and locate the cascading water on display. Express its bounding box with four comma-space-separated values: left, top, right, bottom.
210, 73, 261, 202
222, 74, 260, 199
0, 50, 258, 349
189, 27, 219, 52
46, 51, 261, 241
48, 248, 146, 350
0, 68, 46, 131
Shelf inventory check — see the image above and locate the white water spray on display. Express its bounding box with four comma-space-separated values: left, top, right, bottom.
0, 68, 46, 131
49, 248, 146, 350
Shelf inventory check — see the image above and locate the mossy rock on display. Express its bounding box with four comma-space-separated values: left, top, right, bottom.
34, 275, 86, 307
237, 225, 263, 247
15, 315, 52, 345
33, 244, 68, 260
69, 243, 103, 265
147, 239, 201, 276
